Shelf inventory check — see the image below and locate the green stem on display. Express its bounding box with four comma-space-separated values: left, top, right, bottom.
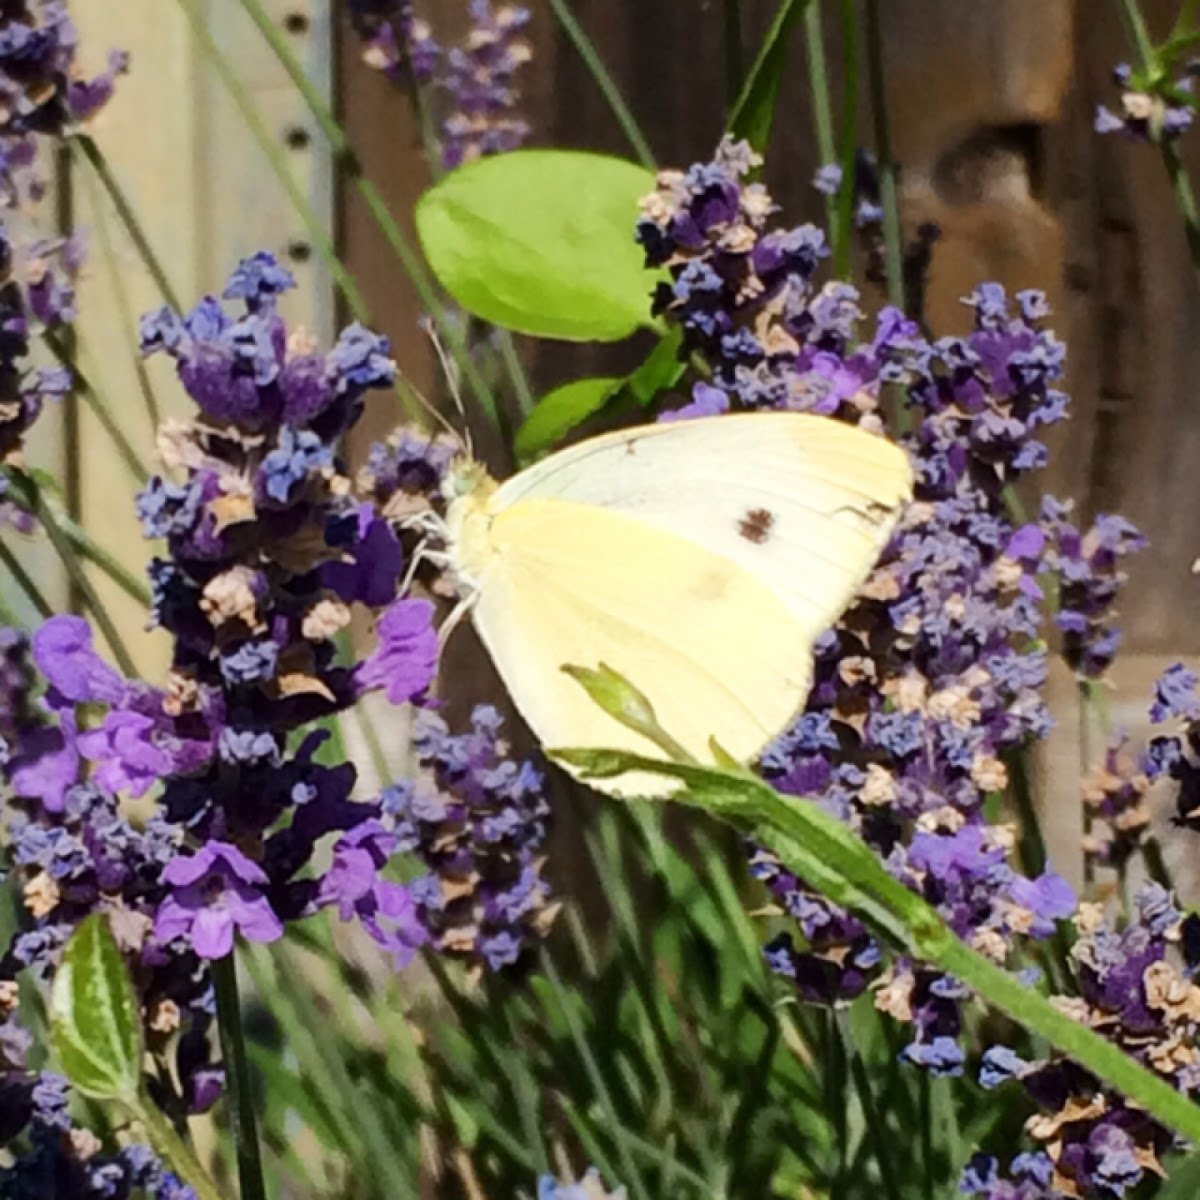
723, 0, 746, 110
1161, 139, 1200, 293
825, 1010, 848, 1193
0, 537, 54, 618
6, 469, 138, 675
45, 332, 149, 484
74, 136, 182, 311
546, 0, 656, 170
178, 0, 370, 323
804, 4, 839, 243
834, 0, 860, 280
80, 165, 163, 429
571, 753, 1200, 1145
234, 0, 500, 428
135, 1099, 224, 1200
1117, 0, 1200, 291
539, 950, 652, 1200
58, 513, 152, 609
1173, 0, 1200, 38
495, 330, 534, 416
845, 1031, 900, 1191
863, 0, 905, 312
212, 953, 267, 1200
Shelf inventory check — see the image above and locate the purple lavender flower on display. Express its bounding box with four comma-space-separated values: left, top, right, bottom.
355, 597, 439, 704
380, 705, 554, 971
155, 842, 284, 960
0, 3, 125, 201
975, 885, 1196, 1196
637, 137, 919, 424
347, 0, 438, 83
1095, 59, 1198, 142
439, 1, 532, 169
1039, 500, 1146, 679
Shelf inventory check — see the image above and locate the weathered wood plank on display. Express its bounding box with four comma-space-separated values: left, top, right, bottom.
67, 0, 332, 673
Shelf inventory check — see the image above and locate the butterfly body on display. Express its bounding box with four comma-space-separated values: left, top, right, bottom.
442, 413, 912, 797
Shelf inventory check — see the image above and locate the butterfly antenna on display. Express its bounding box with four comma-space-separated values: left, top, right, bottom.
398, 367, 469, 456
421, 315, 474, 460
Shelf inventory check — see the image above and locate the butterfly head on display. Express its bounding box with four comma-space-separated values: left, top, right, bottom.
442, 456, 498, 507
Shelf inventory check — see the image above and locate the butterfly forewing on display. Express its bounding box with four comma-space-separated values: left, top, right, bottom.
490, 412, 912, 643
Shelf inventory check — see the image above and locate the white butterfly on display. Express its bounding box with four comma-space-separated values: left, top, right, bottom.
436, 412, 912, 797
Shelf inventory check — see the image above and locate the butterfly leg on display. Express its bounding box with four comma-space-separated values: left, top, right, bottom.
437, 588, 479, 646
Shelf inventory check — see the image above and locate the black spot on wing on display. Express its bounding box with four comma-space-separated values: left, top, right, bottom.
738, 507, 775, 544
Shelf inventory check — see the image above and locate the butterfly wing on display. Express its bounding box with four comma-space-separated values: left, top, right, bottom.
472, 497, 818, 797
490, 412, 912, 645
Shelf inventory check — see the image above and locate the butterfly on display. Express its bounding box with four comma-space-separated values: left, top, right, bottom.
437, 412, 912, 798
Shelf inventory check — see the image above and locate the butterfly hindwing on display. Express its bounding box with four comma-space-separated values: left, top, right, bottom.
472, 497, 816, 797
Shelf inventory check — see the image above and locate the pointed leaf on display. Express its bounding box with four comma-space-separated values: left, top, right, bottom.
416, 150, 660, 341
50, 914, 142, 1103
628, 328, 686, 406
514, 376, 623, 463
727, 0, 810, 153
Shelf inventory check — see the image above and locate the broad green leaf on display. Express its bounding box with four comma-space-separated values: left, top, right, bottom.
727, 0, 811, 153
50, 914, 142, 1103
514, 376, 622, 463
416, 150, 659, 341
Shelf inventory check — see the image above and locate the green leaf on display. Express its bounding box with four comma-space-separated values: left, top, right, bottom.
628, 328, 686, 406
50, 914, 142, 1104
727, 0, 811, 153
514, 376, 623, 463
416, 150, 660, 341
561, 662, 693, 762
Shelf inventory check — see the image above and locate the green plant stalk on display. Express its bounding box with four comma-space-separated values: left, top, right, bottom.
45, 331, 149, 484
547, 0, 656, 170
724, 0, 746, 108
1117, 0, 1200, 293
0, 537, 54, 618
75, 136, 182, 312
80, 165, 163, 429
5, 469, 137, 675
803, 3, 839, 245
863, 0, 905, 312
56, 512, 152, 608
248, 944, 423, 1200
178, 0, 370, 324
559, 750, 1200, 1144
837, 1010, 903, 1200
726, 0, 811, 156
539, 950, 653, 1200
212, 953, 267, 1200
233, 0, 499, 427
495, 328, 535, 417
136, 1099, 224, 1200
834, 0, 860, 280
1173, 0, 1200, 38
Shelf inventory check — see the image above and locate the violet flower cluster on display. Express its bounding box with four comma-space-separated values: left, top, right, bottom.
953, 668, 1200, 1196
379, 705, 554, 971
348, 0, 531, 171
1095, 60, 1199, 142
0, 253, 555, 1188
637, 139, 1197, 1197
0, 2, 124, 532
0, 0, 127, 203
347, 0, 438, 85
